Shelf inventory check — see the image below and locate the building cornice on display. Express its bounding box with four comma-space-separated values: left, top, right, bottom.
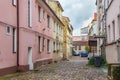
106, 0, 114, 12
37, 0, 64, 26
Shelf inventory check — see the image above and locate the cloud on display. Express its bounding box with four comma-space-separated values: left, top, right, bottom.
73, 27, 81, 36
82, 18, 93, 28
58, 0, 96, 36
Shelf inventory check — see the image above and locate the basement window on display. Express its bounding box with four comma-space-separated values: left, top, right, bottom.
6, 25, 11, 35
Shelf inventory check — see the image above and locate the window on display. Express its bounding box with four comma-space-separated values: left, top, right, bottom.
79, 46, 81, 50
54, 22, 56, 32
6, 25, 11, 35
13, 28, 17, 52
112, 21, 115, 41
47, 39, 50, 52
42, 37, 45, 51
12, 0, 17, 6
43, 10, 45, 19
108, 25, 111, 42
53, 42, 55, 50
47, 15, 50, 28
75, 46, 77, 50
28, 0, 32, 27
38, 36, 42, 52
118, 16, 120, 36
38, 6, 41, 21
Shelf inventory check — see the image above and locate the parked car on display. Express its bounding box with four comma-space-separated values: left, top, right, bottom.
81, 51, 88, 57
73, 51, 80, 56
88, 53, 93, 60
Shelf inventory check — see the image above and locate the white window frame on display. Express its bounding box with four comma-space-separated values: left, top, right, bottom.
38, 36, 42, 52
28, 0, 32, 27
38, 6, 43, 22
47, 39, 50, 52
12, 0, 17, 6
13, 28, 17, 52
30, 0, 32, 27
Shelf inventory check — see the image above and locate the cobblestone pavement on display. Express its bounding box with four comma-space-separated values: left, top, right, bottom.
4, 57, 108, 80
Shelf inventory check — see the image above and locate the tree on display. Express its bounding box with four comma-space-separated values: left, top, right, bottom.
85, 46, 90, 53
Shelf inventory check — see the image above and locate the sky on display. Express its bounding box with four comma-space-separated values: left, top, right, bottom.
57, 0, 96, 36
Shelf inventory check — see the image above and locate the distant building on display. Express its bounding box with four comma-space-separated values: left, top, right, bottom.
72, 36, 89, 53
48, 0, 64, 61
72, 36, 88, 41
62, 16, 73, 59
88, 13, 98, 55
81, 27, 89, 35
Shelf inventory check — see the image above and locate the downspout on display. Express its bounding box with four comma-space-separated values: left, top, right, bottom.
103, 0, 107, 58
17, 0, 19, 68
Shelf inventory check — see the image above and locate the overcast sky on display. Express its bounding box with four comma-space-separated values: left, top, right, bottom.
57, 0, 96, 36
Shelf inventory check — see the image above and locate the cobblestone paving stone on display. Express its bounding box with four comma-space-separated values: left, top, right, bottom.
9, 60, 107, 80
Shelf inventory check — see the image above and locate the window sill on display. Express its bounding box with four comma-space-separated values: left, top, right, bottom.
12, 3, 16, 7
38, 20, 42, 23
6, 33, 11, 36
39, 51, 42, 53
13, 52, 16, 54
28, 26, 32, 28
47, 52, 51, 54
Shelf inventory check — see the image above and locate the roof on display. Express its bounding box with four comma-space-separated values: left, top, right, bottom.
38, 0, 64, 26
72, 41, 89, 46
54, 1, 64, 11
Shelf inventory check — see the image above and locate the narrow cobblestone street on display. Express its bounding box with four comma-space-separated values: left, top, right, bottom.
2, 56, 108, 80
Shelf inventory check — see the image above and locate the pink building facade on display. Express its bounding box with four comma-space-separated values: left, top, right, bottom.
0, 0, 17, 75
105, 0, 120, 63
0, 0, 63, 76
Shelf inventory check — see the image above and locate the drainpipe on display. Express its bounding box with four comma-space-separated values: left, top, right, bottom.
103, 0, 107, 58
17, 0, 20, 68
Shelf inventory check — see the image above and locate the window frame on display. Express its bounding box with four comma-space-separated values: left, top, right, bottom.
38, 36, 42, 53
47, 15, 50, 28
47, 39, 50, 53
12, 0, 17, 6
38, 6, 41, 22
6, 25, 11, 35
13, 28, 17, 53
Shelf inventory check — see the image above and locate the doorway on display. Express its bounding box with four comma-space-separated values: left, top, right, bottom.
28, 47, 34, 70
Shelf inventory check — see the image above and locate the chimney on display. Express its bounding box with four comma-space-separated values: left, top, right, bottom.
93, 13, 97, 21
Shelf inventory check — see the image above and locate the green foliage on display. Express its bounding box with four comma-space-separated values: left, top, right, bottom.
0, 73, 21, 80
72, 48, 74, 55
56, 50, 59, 53
87, 56, 107, 67
100, 55, 107, 66
88, 56, 94, 65
85, 46, 90, 53
113, 66, 120, 80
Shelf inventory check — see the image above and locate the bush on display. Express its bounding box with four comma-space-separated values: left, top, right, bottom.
85, 46, 90, 53
100, 56, 107, 66
113, 66, 120, 80
88, 56, 94, 65
87, 56, 107, 67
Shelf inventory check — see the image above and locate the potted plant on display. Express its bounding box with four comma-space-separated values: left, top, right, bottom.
53, 50, 56, 53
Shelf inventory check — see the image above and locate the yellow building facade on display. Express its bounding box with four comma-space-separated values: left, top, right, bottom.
48, 0, 64, 61
62, 16, 73, 59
